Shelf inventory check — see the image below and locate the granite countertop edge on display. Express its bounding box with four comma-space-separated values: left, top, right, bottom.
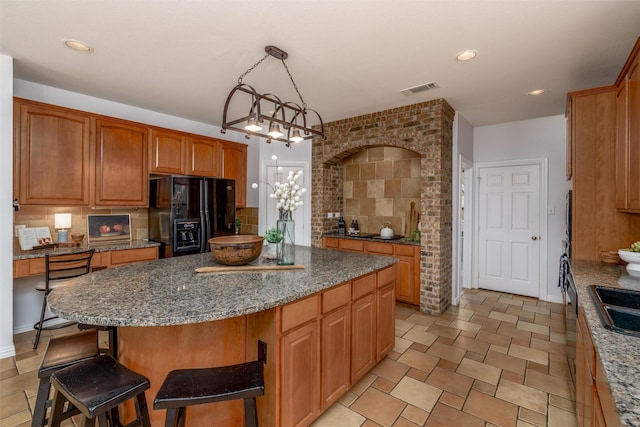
48, 246, 398, 329
569, 259, 640, 427
13, 239, 161, 260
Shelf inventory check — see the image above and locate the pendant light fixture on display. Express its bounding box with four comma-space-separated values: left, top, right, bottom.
221, 45, 326, 147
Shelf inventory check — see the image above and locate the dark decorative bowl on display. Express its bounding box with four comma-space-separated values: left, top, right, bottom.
208, 235, 264, 265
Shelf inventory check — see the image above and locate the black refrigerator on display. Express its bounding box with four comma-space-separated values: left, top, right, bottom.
149, 176, 236, 257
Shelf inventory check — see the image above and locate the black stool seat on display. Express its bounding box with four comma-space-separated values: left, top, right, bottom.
49, 354, 151, 427
154, 360, 265, 408
31, 329, 99, 427
153, 340, 266, 427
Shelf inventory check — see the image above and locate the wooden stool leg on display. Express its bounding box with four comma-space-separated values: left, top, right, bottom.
164, 408, 180, 427
243, 397, 258, 427
31, 377, 51, 427
48, 390, 67, 427
96, 412, 108, 427
135, 392, 152, 427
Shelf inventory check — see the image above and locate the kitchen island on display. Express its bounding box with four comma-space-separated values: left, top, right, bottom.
570, 260, 640, 426
48, 246, 398, 427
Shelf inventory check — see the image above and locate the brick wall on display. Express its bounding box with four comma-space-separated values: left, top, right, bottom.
311, 99, 455, 314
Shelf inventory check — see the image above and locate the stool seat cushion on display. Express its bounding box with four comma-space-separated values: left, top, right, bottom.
154, 360, 264, 410
50, 355, 150, 418
39, 329, 99, 378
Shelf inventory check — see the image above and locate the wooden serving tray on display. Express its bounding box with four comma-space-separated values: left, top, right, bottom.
195, 264, 305, 273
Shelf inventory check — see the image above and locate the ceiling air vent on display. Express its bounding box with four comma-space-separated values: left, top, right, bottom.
400, 81, 439, 96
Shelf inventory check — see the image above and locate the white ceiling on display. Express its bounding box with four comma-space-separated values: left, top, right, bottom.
1, 0, 639, 128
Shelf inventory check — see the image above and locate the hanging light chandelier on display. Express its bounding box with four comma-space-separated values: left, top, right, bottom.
221, 45, 326, 147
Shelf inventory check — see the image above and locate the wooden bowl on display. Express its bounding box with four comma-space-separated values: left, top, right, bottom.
208, 235, 264, 265
71, 233, 85, 243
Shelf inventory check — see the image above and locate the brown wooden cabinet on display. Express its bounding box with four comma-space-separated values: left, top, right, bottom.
187, 136, 219, 177
615, 38, 640, 212
150, 129, 185, 175
94, 119, 149, 207
322, 237, 420, 305
567, 88, 640, 261
376, 266, 396, 359
13, 99, 92, 205
219, 140, 248, 208
576, 306, 618, 427
350, 273, 377, 383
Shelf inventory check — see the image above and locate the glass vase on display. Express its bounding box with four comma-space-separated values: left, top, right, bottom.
276, 211, 295, 265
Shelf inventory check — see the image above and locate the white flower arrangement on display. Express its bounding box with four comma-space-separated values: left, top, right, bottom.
252, 155, 307, 219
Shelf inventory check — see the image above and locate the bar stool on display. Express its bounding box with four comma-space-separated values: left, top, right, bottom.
33, 249, 96, 349
153, 340, 267, 427
31, 329, 100, 427
48, 354, 152, 427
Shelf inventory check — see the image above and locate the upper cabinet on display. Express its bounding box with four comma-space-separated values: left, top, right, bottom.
150, 129, 186, 175
14, 99, 92, 205
14, 99, 249, 209
95, 119, 149, 207
186, 136, 219, 177
219, 140, 247, 208
615, 38, 640, 212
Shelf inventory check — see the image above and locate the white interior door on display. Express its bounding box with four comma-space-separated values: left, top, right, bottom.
259, 161, 310, 246
477, 163, 541, 297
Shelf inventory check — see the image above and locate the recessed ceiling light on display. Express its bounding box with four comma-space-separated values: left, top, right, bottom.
528, 89, 547, 96
62, 39, 94, 53
455, 50, 477, 61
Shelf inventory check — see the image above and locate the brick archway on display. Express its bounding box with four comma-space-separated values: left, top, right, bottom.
311, 99, 455, 314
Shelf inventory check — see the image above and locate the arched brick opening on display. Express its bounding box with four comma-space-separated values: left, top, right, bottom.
311, 99, 455, 314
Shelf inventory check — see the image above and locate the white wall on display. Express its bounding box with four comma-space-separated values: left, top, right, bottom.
1, 55, 15, 357
473, 115, 570, 302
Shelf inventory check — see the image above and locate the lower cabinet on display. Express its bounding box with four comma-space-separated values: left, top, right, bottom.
279, 265, 395, 427
576, 306, 619, 427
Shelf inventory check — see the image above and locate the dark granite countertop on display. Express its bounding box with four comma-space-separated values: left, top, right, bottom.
322, 232, 420, 246
48, 246, 397, 328
13, 240, 160, 260
570, 259, 640, 426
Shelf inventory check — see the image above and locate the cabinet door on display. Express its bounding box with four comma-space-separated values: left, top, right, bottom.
219, 141, 247, 208
395, 256, 416, 304
281, 321, 319, 427
351, 293, 376, 383
616, 82, 628, 210
187, 137, 218, 177
15, 101, 91, 205
150, 129, 185, 174
95, 119, 149, 206
321, 306, 350, 411
377, 282, 395, 360
627, 59, 640, 210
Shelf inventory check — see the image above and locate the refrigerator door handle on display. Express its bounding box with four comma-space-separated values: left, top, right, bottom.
199, 179, 207, 253
203, 179, 212, 251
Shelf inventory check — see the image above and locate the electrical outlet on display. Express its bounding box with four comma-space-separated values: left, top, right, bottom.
335, 212, 341, 218
327, 212, 334, 218
15, 224, 25, 237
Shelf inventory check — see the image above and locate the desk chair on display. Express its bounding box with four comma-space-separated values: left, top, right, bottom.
33, 249, 95, 349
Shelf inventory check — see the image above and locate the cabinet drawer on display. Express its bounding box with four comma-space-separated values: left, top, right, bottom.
395, 244, 416, 257
282, 295, 319, 332
322, 282, 351, 314
13, 258, 45, 277
323, 237, 340, 249
352, 273, 376, 300
109, 247, 158, 266
377, 265, 395, 288
366, 241, 394, 255
340, 239, 364, 252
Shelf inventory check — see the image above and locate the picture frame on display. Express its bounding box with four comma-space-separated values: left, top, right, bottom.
87, 214, 132, 244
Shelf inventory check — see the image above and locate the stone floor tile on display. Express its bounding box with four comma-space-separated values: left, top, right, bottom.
393, 336, 413, 354
435, 336, 454, 346
517, 320, 550, 336
338, 391, 359, 407
506, 307, 536, 321
350, 372, 377, 396
372, 358, 411, 383
395, 319, 414, 336
453, 335, 490, 356
397, 349, 439, 374
435, 358, 459, 371
508, 343, 549, 366
547, 404, 578, 427
406, 312, 438, 327
501, 369, 525, 384
447, 319, 482, 334
409, 342, 428, 353
400, 404, 429, 426
351, 388, 406, 427
464, 351, 485, 363
518, 407, 548, 426
402, 327, 438, 347
390, 376, 442, 413
471, 379, 497, 396
489, 344, 509, 354
426, 402, 485, 427
549, 394, 576, 413
531, 337, 567, 356
426, 366, 474, 397
463, 389, 519, 427
456, 358, 502, 385
498, 324, 532, 342
373, 377, 396, 393
495, 379, 548, 415
311, 403, 366, 427
484, 349, 527, 376
438, 391, 466, 410
525, 369, 574, 400
426, 342, 466, 364
488, 311, 519, 324
427, 324, 462, 340
406, 367, 429, 382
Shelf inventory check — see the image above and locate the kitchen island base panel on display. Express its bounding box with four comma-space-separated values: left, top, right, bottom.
118, 318, 250, 427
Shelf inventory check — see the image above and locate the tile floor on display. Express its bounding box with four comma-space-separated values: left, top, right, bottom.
0, 289, 576, 427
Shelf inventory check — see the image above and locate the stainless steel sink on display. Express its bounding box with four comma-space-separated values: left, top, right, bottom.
589, 285, 640, 336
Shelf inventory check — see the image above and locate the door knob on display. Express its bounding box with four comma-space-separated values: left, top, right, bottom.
531, 236, 538, 240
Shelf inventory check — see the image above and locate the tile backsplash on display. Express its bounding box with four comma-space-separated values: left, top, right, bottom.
13, 206, 149, 250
